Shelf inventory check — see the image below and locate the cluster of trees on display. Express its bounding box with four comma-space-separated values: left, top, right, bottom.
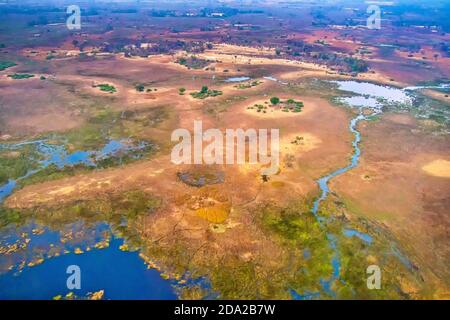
344, 57, 369, 73
101, 40, 210, 58
191, 86, 223, 99
176, 56, 211, 69
279, 39, 369, 73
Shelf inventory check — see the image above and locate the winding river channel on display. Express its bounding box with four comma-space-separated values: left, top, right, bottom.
295, 80, 421, 299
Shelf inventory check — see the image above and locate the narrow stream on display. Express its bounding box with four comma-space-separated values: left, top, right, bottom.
298, 80, 396, 299
298, 80, 432, 298
310, 108, 381, 297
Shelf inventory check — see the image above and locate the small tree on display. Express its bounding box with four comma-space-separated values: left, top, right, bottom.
270, 97, 280, 105
179, 87, 186, 95
200, 86, 209, 94
135, 84, 145, 92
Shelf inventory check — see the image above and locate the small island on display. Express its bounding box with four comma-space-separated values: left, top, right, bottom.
247, 97, 304, 114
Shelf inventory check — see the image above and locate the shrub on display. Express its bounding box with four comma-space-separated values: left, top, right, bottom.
270, 97, 280, 105
135, 84, 145, 92
8, 73, 34, 80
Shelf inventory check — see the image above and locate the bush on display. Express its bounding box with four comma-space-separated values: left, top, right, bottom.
96, 84, 117, 93
270, 97, 280, 105
7, 73, 34, 80
135, 84, 145, 92
190, 86, 223, 99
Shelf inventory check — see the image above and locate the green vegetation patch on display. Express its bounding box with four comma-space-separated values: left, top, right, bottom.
191, 86, 223, 99
94, 83, 117, 93
7, 73, 34, 80
0, 106, 164, 189
282, 99, 304, 113
176, 56, 210, 69
0, 190, 161, 236
0, 146, 39, 185
0, 61, 17, 71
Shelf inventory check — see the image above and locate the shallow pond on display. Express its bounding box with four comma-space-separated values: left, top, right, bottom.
224, 76, 251, 83
331, 80, 412, 105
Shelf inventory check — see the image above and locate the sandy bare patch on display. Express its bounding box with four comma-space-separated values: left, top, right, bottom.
385, 113, 417, 126
281, 132, 322, 154
7, 112, 82, 133
422, 160, 450, 178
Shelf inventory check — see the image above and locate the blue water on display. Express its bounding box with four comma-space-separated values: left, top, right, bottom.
263, 76, 278, 82
263, 76, 288, 85
331, 80, 412, 105
344, 229, 373, 244
340, 96, 381, 110
0, 180, 16, 204
290, 289, 321, 300
0, 235, 177, 300
224, 76, 251, 83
